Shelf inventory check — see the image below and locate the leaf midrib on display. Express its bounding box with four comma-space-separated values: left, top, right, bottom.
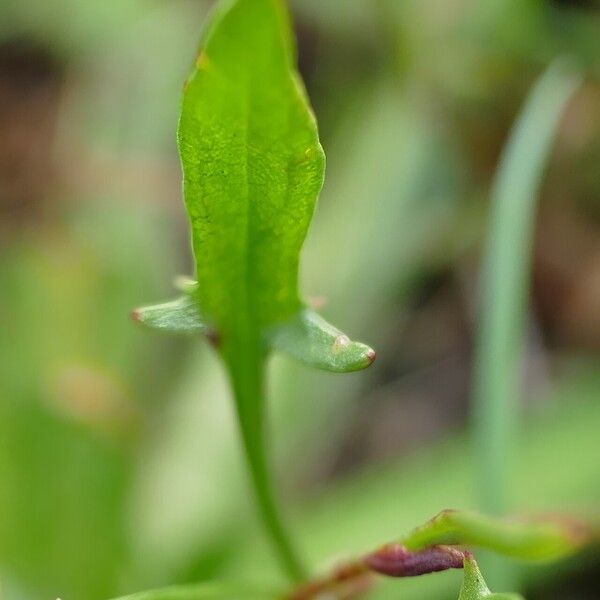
238, 71, 295, 338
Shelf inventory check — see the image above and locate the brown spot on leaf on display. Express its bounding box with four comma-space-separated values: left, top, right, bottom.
196, 51, 211, 70
206, 328, 221, 348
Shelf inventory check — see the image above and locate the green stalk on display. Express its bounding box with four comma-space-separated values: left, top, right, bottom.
471, 60, 582, 585
224, 335, 306, 583
136, 0, 374, 587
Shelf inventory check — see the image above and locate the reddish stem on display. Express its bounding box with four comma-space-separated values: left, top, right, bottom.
287, 545, 466, 599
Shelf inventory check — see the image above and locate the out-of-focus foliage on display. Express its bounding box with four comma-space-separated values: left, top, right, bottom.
400, 510, 592, 562
0, 1, 598, 599
459, 555, 522, 600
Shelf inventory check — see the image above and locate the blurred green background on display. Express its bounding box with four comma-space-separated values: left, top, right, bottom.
0, 1, 599, 599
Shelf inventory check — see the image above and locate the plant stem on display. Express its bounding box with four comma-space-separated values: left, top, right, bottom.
471, 59, 582, 585
224, 334, 306, 583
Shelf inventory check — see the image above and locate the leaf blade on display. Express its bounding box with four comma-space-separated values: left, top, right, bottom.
269, 309, 376, 372
178, 0, 325, 335
132, 294, 208, 336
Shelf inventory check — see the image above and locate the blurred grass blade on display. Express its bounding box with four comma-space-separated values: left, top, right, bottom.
473, 58, 582, 510
471, 58, 582, 584
459, 555, 523, 600
401, 510, 592, 561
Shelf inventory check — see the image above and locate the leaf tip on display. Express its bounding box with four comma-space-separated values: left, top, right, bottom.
347, 342, 376, 371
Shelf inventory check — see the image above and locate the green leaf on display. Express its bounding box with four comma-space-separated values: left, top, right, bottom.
173, 0, 375, 368
268, 309, 376, 372
132, 283, 209, 336
134, 286, 376, 372
401, 510, 592, 562
134, 0, 374, 583
111, 583, 278, 600
458, 555, 523, 600
179, 0, 325, 336
179, 0, 325, 580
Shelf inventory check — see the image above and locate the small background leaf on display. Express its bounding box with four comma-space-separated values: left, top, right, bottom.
111, 583, 279, 600
269, 309, 375, 372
